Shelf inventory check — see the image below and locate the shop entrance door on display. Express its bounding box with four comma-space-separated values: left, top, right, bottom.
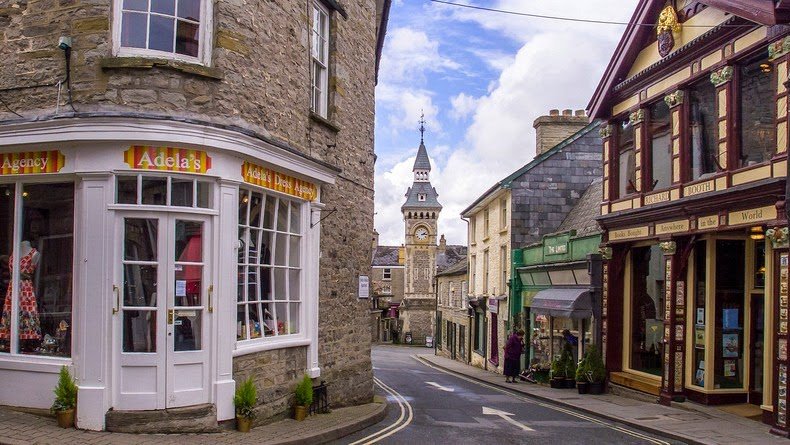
748, 294, 764, 405
113, 213, 212, 410
449, 322, 456, 360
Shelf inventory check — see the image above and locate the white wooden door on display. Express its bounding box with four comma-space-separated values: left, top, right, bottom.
114, 213, 212, 410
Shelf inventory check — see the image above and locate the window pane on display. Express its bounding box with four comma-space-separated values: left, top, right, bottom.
171, 178, 193, 207
9, 184, 75, 356
175, 220, 202, 262
248, 304, 262, 338
248, 228, 262, 264
259, 231, 273, 265
288, 303, 300, 334
630, 244, 665, 376
260, 266, 272, 300
175, 265, 201, 306
238, 190, 249, 224
125, 218, 157, 261
288, 269, 300, 301
275, 302, 287, 334
237, 265, 246, 302
236, 303, 247, 340
174, 310, 200, 350
151, 0, 175, 15
740, 51, 775, 167
176, 20, 199, 57
649, 101, 671, 190
274, 233, 287, 265
196, 181, 211, 208
177, 0, 201, 20
689, 78, 717, 180
715, 240, 745, 388
288, 235, 300, 267
149, 15, 175, 53
121, 12, 148, 49
273, 268, 286, 299
276, 199, 289, 232
123, 0, 148, 11
289, 202, 301, 233
0, 184, 13, 353
123, 310, 156, 352
249, 192, 263, 228
117, 176, 138, 204
124, 264, 157, 306
141, 177, 166, 205
618, 119, 635, 197
263, 195, 276, 229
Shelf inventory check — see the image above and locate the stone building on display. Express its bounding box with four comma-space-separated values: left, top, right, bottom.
461, 109, 602, 373
370, 231, 404, 343
588, 0, 790, 433
436, 258, 468, 362
0, 0, 390, 431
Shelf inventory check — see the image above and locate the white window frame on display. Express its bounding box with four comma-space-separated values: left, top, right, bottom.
311, 2, 330, 118
500, 198, 507, 230
383, 268, 392, 281
112, 0, 214, 65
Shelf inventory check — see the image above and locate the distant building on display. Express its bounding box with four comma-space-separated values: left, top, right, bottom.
436, 259, 468, 362
371, 231, 404, 342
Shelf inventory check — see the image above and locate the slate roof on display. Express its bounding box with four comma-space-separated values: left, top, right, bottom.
436, 257, 467, 277
436, 245, 467, 273
413, 142, 431, 171
402, 181, 442, 210
372, 245, 401, 267
556, 178, 602, 237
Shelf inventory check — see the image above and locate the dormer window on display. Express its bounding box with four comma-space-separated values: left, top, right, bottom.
418, 194, 426, 202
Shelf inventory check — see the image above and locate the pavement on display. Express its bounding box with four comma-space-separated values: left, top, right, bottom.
0, 399, 386, 445
418, 353, 788, 445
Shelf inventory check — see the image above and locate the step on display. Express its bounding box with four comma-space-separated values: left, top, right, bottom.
609, 371, 661, 396
105, 403, 220, 433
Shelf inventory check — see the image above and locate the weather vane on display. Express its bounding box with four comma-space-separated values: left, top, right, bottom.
419, 110, 426, 144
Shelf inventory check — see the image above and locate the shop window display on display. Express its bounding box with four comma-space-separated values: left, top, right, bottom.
630, 245, 665, 376
0, 183, 74, 357
236, 189, 302, 342
692, 240, 707, 387
714, 240, 745, 389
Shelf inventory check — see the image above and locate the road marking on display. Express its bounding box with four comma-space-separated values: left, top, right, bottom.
347, 376, 413, 445
426, 381, 455, 392
413, 355, 671, 445
482, 406, 535, 431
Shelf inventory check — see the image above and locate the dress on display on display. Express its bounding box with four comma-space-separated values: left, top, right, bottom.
0, 248, 41, 341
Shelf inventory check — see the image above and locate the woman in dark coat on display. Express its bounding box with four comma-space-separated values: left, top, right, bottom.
504, 329, 525, 383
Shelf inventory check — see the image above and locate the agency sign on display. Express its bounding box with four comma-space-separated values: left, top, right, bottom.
0, 150, 65, 175
242, 161, 317, 201
124, 146, 211, 173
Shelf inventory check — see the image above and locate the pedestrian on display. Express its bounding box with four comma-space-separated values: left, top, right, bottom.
504, 329, 525, 383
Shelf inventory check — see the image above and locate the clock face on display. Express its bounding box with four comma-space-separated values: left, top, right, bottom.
415, 228, 428, 241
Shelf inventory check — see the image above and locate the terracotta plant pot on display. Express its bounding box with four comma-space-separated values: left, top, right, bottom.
236, 415, 252, 433
294, 405, 308, 421
589, 381, 605, 395
576, 381, 590, 394
56, 409, 75, 428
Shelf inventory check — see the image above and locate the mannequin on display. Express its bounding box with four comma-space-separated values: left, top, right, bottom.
0, 240, 42, 345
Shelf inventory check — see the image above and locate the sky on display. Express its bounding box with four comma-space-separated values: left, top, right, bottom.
374, 0, 638, 246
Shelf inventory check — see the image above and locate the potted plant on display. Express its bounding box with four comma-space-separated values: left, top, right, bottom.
234, 377, 257, 432
561, 345, 576, 389
51, 365, 78, 428
294, 374, 313, 421
549, 354, 566, 388
575, 355, 590, 394
585, 345, 607, 395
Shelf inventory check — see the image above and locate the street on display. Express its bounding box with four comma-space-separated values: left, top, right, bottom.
333, 345, 683, 445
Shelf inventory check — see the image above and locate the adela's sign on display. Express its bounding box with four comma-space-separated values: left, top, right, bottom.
242, 161, 317, 201
0, 150, 65, 175
124, 146, 211, 173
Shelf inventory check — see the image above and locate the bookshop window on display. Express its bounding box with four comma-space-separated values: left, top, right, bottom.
648, 100, 672, 191
692, 240, 707, 387
0, 182, 74, 357
630, 245, 665, 376
617, 118, 636, 198
715, 240, 744, 388
739, 51, 776, 167
236, 189, 303, 342
689, 79, 717, 180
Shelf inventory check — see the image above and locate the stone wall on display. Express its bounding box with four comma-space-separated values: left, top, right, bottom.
2, 0, 378, 418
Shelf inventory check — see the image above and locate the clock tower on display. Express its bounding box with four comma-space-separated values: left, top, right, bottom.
400, 117, 442, 342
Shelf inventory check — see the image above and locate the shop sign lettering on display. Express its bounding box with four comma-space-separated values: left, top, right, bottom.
608, 226, 649, 241
728, 205, 777, 226
0, 150, 65, 175
242, 161, 317, 201
644, 190, 670, 205
698, 215, 718, 230
655, 219, 689, 235
124, 146, 211, 173
546, 243, 568, 255
684, 180, 713, 197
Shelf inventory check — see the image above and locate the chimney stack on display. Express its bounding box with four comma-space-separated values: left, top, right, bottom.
438, 234, 446, 252
533, 108, 589, 156
372, 229, 379, 250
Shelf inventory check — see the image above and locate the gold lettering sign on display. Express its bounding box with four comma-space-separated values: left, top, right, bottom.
609, 226, 649, 241
683, 180, 714, 197
655, 219, 689, 235
242, 161, 317, 201
698, 215, 719, 230
644, 190, 670, 205
728, 205, 778, 226
124, 146, 211, 173
0, 150, 65, 175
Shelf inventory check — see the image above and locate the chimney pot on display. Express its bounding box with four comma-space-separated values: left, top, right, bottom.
562, 109, 572, 116
575, 109, 586, 117
549, 109, 560, 116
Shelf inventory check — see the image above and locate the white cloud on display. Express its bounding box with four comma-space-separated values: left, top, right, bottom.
379, 27, 460, 84
449, 93, 479, 121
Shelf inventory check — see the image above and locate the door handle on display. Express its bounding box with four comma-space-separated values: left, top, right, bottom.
112, 285, 120, 315
168, 309, 174, 325
208, 285, 214, 313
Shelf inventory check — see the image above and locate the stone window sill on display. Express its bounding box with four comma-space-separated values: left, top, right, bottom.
310, 112, 341, 133
100, 56, 224, 80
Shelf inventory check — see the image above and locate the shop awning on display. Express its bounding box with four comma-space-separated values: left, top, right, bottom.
530, 287, 591, 319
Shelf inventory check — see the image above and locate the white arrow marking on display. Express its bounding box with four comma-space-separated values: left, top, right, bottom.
426, 381, 455, 392
482, 406, 535, 431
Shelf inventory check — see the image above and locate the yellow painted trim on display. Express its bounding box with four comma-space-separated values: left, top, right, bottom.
718, 89, 728, 116
728, 205, 778, 226
670, 187, 681, 200
632, 197, 641, 209
779, 61, 788, 91
684, 179, 715, 197
611, 199, 634, 212
613, 95, 640, 116
698, 215, 719, 230
655, 219, 689, 235
778, 97, 787, 119
778, 121, 787, 154
701, 51, 722, 71
644, 190, 670, 206
731, 165, 772, 186
733, 28, 767, 54
622, 251, 632, 373
647, 67, 692, 99
609, 226, 650, 241
764, 242, 775, 408
601, 205, 609, 216
715, 176, 728, 191
774, 159, 787, 177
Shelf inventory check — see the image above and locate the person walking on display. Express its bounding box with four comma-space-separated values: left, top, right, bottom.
504, 329, 525, 383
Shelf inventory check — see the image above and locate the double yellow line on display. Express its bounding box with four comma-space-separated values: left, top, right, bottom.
348, 376, 414, 445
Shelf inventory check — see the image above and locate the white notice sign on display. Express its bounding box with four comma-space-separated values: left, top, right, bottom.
358, 275, 370, 299
176, 280, 187, 297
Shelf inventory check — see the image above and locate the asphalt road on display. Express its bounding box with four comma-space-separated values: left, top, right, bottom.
331, 345, 684, 445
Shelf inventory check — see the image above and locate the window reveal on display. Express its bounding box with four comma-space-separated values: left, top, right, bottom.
648, 101, 672, 190
689, 78, 718, 180
739, 51, 776, 167
617, 119, 636, 198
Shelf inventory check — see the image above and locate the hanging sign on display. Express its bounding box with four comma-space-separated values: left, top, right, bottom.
242, 161, 317, 201
358, 275, 370, 299
0, 150, 65, 175
124, 146, 211, 173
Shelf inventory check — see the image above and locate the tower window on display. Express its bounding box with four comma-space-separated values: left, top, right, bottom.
418, 194, 426, 202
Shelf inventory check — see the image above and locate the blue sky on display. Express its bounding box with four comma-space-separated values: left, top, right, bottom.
374, 0, 637, 246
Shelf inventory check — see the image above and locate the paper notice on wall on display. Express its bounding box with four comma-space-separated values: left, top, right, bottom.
176, 280, 187, 297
